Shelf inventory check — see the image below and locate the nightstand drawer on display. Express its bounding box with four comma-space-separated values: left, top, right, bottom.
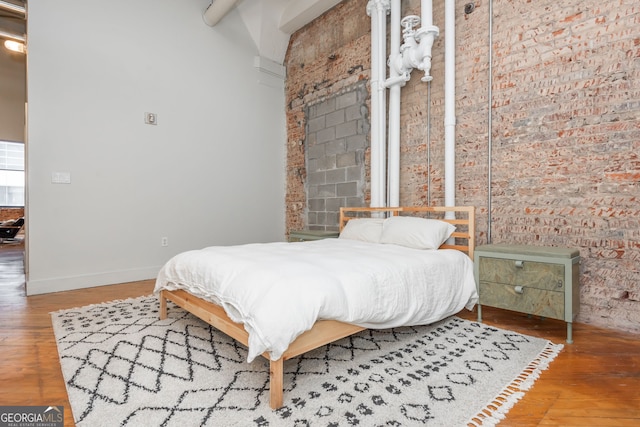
479, 281, 564, 320
288, 230, 340, 242
478, 257, 565, 291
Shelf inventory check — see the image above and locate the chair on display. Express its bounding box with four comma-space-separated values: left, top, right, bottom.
0, 217, 24, 243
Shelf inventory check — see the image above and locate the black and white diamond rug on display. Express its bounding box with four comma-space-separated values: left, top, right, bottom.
51, 296, 562, 426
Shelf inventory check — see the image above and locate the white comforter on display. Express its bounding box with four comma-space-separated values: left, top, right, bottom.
154, 238, 478, 362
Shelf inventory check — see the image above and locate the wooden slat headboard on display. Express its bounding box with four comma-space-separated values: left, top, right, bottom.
339, 206, 476, 259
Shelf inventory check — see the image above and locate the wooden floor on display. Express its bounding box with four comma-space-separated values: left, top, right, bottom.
0, 245, 638, 426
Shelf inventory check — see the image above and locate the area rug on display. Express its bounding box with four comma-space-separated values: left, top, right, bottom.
51, 296, 563, 426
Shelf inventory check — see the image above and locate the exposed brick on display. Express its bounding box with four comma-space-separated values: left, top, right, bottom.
284, 0, 640, 334
0, 208, 24, 222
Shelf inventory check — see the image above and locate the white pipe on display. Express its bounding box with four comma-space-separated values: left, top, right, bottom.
203, 0, 240, 26
387, 0, 402, 207
385, 73, 411, 88
487, 0, 494, 242
367, 0, 390, 208
368, 0, 440, 208
415, 0, 438, 82
421, 0, 433, 27
444, 0, 456, 216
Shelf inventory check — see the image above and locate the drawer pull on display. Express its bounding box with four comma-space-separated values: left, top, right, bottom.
514, 285, 524, 294
515, 260, 525, 268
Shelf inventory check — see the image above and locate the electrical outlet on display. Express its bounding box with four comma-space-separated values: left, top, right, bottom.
145, 112, 157, 125
51, 172, 71, 184
161, 237, 169, 247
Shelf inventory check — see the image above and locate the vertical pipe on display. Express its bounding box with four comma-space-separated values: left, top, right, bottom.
368, 0, 389, 208
368, 1, 381, 207
426, 81, 432, 206
444, 0, 456, 217
387, 0, 401, 207
487, 0, 494, 243
421, 0, 433, 27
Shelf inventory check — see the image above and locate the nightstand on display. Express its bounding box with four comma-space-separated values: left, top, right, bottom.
288, 230, 340, 242
474, 244, 580, 343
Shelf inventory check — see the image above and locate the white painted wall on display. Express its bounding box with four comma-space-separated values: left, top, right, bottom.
26, 0, 286, 294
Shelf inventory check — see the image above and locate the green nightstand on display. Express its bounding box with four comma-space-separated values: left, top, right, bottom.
288, 230, 340, 242
474, 244, 580, 343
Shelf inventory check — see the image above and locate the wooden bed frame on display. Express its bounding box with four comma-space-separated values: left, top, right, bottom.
159, 205, 475, 409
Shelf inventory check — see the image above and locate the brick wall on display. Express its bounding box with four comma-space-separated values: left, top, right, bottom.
305, 82, 369, 231
285, 0, 372, 234
0, 208, 24, 222
284, 0, 640, 334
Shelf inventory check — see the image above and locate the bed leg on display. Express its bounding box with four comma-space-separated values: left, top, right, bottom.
159, 291, 167, 320
269, 359, 284, 409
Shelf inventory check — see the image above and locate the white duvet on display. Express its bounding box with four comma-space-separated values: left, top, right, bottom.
154, 238, 478, 362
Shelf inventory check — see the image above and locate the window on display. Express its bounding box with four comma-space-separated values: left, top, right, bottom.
0, 141, 25, 206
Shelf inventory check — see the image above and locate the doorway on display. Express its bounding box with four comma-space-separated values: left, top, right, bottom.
0, 0, 27, 294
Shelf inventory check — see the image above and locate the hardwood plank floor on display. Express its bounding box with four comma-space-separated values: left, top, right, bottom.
0, 247, 638, 426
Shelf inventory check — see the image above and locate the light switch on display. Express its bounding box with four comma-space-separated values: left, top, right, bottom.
52, 172, 71, 184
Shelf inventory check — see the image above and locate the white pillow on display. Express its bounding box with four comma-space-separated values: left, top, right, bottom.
339, 218, 385, 243
380, 216, 456, 249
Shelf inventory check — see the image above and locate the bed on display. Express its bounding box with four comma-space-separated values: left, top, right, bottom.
155, 206, 477, 409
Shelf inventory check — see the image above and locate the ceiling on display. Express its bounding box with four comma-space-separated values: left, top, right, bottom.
227, 0, 343, 64
0, 0, 341, 64
0, 0, 25, 41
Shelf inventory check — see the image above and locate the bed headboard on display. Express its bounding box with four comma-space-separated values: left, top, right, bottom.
339, 206, 476, 259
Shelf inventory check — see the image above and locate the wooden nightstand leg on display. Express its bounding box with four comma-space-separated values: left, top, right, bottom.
566, 322, 573, 344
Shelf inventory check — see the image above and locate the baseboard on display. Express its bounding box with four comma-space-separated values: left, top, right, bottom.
26, 266, 160, 295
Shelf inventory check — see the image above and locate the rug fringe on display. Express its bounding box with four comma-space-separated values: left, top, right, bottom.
49, 294, 157, 316
466, 340, 564, 427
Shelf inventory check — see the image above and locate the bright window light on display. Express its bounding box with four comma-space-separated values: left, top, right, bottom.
0, 141, 24, 207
